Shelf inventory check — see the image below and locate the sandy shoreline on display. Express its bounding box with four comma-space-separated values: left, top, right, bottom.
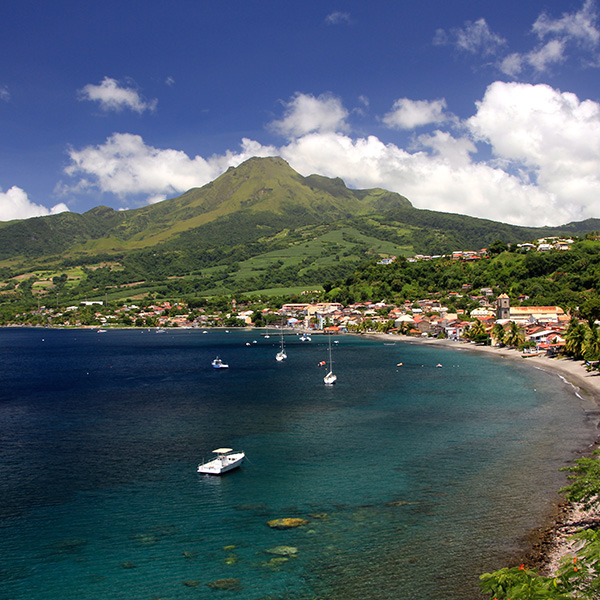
364, 333, 600, 574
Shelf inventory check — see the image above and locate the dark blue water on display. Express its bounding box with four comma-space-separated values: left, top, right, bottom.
0, 328, 596, 600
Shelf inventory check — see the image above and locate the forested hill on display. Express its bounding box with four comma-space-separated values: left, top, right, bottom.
323, 237, 600, 313
0, 156, 599, 304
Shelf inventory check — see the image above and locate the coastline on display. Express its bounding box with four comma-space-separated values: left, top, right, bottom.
365, 333, 600, 575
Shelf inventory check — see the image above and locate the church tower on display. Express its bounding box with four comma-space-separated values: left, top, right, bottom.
496, 293, 510, 320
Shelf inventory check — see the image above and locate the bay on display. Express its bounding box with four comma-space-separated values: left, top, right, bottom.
0, 328, 596, 600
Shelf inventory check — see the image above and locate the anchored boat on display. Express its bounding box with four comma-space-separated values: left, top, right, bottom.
197, 448, 245, 475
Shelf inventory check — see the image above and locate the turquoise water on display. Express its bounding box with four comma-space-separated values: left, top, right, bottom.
0, 328, 597, 599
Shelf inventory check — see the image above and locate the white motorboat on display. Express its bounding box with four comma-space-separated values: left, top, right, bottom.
323, 333, 337, 385
212, 357, 229, 369
198, 448, 245, 475
299, 333, 311, 342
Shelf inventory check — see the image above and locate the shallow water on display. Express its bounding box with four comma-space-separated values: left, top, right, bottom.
0, 328, 596, 599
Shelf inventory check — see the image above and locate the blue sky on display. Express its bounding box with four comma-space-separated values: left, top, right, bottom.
2, 1, 600, 227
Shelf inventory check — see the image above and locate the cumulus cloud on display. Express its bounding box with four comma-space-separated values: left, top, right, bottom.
382, 98, 449, 130
434, 18, 506, 56
270, 93, 349, 139
78, 77, 157, 113
468, 81, 600, 222
62, 83, 600, 227
62, 133, 276, 203
0, 186, 68, 222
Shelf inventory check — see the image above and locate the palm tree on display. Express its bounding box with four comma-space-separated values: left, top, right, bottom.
565, 318, 588, 360
585, 321, 600, 361
491, 322, 505, 346
505, 321, 524, 348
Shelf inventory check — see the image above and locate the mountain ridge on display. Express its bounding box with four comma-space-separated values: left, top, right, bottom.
0, 156, 598, 301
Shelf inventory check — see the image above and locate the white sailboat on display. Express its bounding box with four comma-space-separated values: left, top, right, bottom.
276, 329, 287, 362
323, 333, 337, 385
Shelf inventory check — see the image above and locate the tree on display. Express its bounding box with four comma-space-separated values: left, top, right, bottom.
565, 318, 588, 360
492, 322, 506, 346
585, 322, 600, 362
505, 321, 524, 348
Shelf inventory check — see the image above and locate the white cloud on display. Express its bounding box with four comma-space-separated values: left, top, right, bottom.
0, 186, 68, 222
62, 83, 600, 227
527, 39, 566, 72
382, 98, 449, 130
468, 81, 600, 222
270, 93, 349, 139
325, 11, 351, 25
78, 77, 157, 114
434, 18, 506, 56
63, 133, 276, 203
276, 131, 557, 227
532, 0, 600, 47
498, 1, 600, 76
0, 86, 9, 102
499, 53, 524, 77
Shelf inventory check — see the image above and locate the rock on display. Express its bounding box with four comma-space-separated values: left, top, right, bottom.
224, 554, 238, 565
267, 518, 309, 529
222, 544, 236, 551
120, 561, 138, 569
265, 546, 298, 556
308, 512, 328, 519
183, 580, 201, 587
182, 551, 197, 559
263, 556, 289, 568
206, 577, 241, 591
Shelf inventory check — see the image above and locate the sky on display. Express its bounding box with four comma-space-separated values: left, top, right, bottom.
2, 1, 600, 227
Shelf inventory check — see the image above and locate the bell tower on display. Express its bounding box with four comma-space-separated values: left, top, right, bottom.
496, 293, 510, 320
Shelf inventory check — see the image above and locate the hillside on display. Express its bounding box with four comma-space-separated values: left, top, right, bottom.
0, 156, 598, 305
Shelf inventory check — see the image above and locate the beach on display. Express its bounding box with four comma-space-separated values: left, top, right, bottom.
367, 333, 600, 575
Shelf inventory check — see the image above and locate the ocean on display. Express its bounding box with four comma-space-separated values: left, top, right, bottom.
0, 328, 597, 600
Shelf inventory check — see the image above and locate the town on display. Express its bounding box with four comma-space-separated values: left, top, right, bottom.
5, 291, 571, 357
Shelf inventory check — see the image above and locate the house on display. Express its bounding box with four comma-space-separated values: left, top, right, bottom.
509, 306, 566, 324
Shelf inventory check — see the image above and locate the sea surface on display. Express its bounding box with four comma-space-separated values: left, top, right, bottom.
0, 328, 598, 600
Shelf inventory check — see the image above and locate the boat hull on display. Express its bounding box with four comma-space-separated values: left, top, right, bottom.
198, 452, 245, 475
324, 371, 337, 385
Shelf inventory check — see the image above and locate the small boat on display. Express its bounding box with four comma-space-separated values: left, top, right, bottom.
299, 333, 312, 342
323, 333, 337, 385
276, 329, 287, 361
212, 357, 229, 369
97, 329, 107, 333
198, 448, 245, 475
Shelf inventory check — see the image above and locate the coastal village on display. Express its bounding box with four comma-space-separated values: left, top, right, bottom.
10, 290, 569, 356
5, 236, 578, 357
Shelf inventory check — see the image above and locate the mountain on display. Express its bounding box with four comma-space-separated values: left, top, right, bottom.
0, 156, 597, 301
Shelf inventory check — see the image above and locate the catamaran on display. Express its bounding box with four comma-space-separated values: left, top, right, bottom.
197, 448, 245, 475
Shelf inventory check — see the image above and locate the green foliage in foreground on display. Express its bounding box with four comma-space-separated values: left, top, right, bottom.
480, 451, 600, 599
